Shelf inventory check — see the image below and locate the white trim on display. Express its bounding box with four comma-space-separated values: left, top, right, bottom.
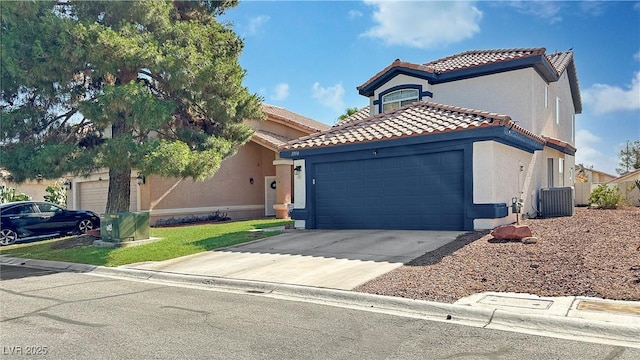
149, 205, 264, 216
293, 159, 306, 209
273, 159, 293, 166
544, 85, 548, 108
294, 220, 306, 229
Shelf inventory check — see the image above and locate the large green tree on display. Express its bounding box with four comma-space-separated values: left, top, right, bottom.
1, 0, 264, 213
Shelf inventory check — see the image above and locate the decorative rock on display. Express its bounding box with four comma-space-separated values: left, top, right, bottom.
522, 237, 538, 244
86, 229, 101, 238
491, 225, 532, 240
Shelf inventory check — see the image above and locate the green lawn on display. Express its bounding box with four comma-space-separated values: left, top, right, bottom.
0, 219, 293, 267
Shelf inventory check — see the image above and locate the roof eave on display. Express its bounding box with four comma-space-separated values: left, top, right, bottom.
357, 66, 435, 97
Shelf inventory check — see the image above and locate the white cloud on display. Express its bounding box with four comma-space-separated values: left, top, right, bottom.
245, 15, 270, 36
311, 82, 345, 112
582, 72, 640, 115
580, 1, 606, 16
505, 1, 563, 23
348, 9, 363, 20
360, 1, 482, 49
575, 129, 617, 174
634, 51, 640, 61
271, 83, 289, 101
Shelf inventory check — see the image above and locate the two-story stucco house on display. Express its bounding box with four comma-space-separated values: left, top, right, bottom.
279, 48, 581, 231
66, 104, 329, 224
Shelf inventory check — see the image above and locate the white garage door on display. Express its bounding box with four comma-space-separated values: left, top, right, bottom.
79, 180, 137, 214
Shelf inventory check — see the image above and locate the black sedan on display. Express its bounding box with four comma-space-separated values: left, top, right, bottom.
0, 201, 100, 246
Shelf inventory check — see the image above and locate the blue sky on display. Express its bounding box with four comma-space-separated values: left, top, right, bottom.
221, 1, 640, 175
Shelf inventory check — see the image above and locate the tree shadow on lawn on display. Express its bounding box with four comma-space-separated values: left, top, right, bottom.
190, 230, 280, 251
405, 229, 491, 266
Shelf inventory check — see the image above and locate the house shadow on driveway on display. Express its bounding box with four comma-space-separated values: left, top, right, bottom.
405, 230, 491, 266
217, 229, 469, 264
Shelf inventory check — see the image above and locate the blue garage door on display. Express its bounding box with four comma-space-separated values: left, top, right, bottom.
314, 151, 464, 230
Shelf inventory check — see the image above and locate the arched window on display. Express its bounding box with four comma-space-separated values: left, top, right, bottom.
381, 89, 419, 112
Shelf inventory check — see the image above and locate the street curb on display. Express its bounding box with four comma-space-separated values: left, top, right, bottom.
2, 256, 639, 347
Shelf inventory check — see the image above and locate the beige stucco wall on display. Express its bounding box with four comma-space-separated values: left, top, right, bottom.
143, 141, 276, 224
1, 179, 57, 203
619, 180, 640, 207
245, 119, 311, 140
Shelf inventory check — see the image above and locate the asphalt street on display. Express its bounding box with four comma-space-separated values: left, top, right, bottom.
1, 264, 638, 360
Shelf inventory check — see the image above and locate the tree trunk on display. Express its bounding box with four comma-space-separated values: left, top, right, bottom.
105, 112, 132, 213
106, 166, 131, 213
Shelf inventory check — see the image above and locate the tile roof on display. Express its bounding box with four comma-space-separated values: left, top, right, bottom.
262, 103, 330, 133
280, 101, 544, 151
333, 106, 370, 127
422, 48, 546, 74
545, 51, 573, 75
543, 136, 577, 154
252, 130, 293, 151
358, 48, 576, 93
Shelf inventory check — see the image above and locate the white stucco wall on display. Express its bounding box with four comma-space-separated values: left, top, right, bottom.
292, 159, 306, 229
293, 159, 306, 209
430, 67, 576, 147
473, 141, 576, 230
366, 65, 577, 153
433, 69, 537, 131
473, 141, 534, 229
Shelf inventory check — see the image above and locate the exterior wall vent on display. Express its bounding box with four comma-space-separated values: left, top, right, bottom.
539, 187, 575, 218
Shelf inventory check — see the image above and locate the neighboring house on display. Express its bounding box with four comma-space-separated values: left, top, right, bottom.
66, 104, 329, 224
608, 168, 640, 207
575, 165, 616, 183
574, 165, 617, 205
280, 48, 581, 231
0, 169, 57, 203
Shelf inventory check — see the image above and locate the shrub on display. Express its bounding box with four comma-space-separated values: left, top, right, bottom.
588, 184, 622, 209
44, 180, 67, 206
0, 185, 31, 203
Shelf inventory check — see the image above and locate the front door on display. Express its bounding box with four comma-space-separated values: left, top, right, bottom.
264, 176, 276, 216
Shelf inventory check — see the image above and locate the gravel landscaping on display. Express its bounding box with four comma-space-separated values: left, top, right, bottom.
355, 206, 640, 303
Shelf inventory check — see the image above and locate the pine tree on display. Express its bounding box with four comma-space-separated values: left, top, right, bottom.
1, 1, 264, 212
616, 140, 640, 175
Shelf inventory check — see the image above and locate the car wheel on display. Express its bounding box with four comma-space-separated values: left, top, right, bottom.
76, 219, 94, 234
0, 228, 18, 246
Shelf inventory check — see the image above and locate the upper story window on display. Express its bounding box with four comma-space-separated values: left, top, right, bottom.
382, 89, 419, 112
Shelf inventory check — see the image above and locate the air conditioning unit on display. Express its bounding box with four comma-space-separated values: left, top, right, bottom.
539, 187, 574, 218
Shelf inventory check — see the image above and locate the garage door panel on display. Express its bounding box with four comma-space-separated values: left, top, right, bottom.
315, 150, 464, 230
78, 180, 138, 214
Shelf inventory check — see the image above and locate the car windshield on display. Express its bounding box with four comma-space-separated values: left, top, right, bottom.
36, 203, 64, 213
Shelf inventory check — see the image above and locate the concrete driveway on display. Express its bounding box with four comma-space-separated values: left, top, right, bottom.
127, 229, 464, 290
